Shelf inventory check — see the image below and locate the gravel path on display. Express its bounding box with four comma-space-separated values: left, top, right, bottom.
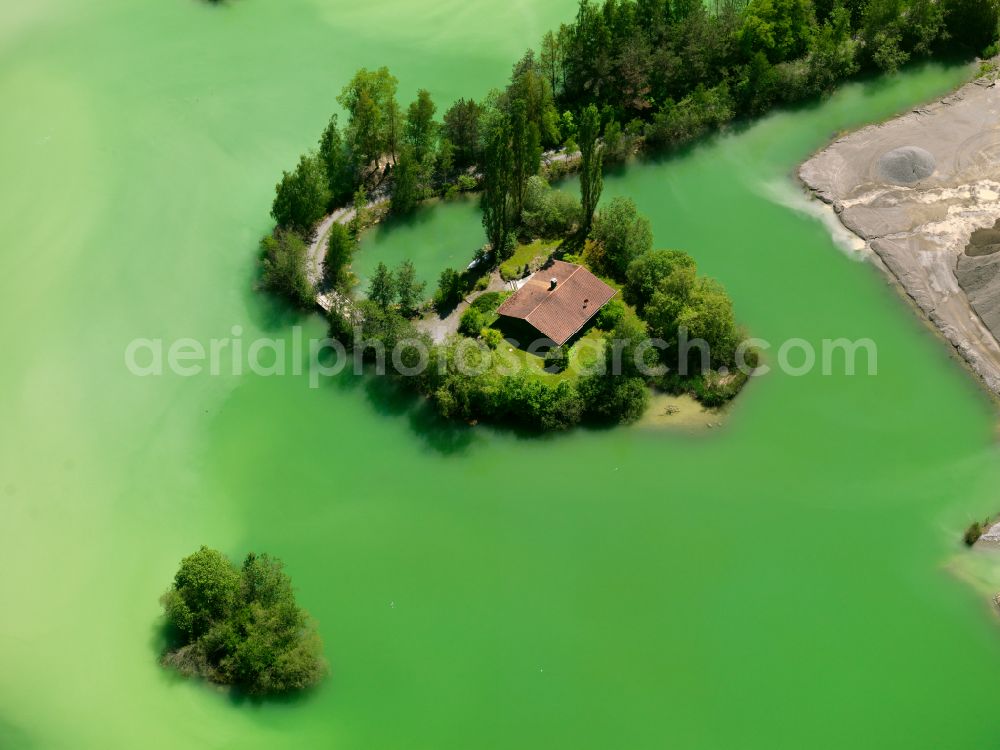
307, 145, 578, 314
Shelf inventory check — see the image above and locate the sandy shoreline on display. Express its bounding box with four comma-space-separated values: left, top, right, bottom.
799, 64, 1000, 395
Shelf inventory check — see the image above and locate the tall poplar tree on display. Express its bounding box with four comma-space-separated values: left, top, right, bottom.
578, 103, 603, 233
480, 110, 516, 262
510, 98, 541, 218
318, 114, 352, 206
404, 89, 438, 162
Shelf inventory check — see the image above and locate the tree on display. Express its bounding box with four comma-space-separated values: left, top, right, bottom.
355, 299, 424, 357
645, 270, 739, 370
560, 111, 576, 145
386, 96, 403, 165
739, 0, 817, 64
337, 67, 400, 174
442, 98, 483, 168
676, 277, 738, 367
165, 546, 241, 638
805, 2, 859, 94
323, 223, 354, 289
860, 0, 909, 71
624, 249, 696, 310
160, 547, 326, 695
434, 267, 466, 313
644, 85, 735, 148
391, 145, 421, 214
578, 316, 651, 423
943, 0, 1000, 53
539, 29, 565, 96
578, 104, 603, 232
394, 259, 426, 317
318, 114, 353, 206
436, 138, 456, 187
507, 50, 562, 147
521, 175, 581, 237
509, 98, 542, 216
585, 375, 649, 423
480, 110, 516, 262
404, 89, 438, 162
869, 27, 908, 72
260, 231, 314, 308
591, 196, 653, 279
271, 153, 330, 237
367, 262, 396, 308
904, 0, 947, 56
351, 186, 368, 237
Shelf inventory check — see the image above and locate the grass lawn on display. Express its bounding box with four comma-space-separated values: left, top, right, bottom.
492, 327, 606, 383
499, 239, 560, 280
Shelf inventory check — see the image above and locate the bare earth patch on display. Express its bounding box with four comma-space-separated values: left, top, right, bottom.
799, 66, 1000, 394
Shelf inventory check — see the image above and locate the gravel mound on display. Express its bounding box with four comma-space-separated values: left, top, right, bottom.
876, 146, 936, 184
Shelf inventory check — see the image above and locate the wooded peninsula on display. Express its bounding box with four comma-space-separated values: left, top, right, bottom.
258, 0, 1000, 431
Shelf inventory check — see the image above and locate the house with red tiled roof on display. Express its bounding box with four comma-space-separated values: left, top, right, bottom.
496, 260, 617, 346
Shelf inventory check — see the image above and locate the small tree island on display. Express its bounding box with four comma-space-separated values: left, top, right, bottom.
159, 546, 326, 695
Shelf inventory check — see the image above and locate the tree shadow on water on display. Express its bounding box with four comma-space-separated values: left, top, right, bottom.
360, 374, 477, 456
365, 201, 439, 239
247, 288, 314, 334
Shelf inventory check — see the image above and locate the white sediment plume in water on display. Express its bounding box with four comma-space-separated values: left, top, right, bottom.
759, 178, 867, 256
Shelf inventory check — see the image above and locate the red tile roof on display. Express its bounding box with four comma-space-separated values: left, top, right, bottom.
496, 260, 617, 345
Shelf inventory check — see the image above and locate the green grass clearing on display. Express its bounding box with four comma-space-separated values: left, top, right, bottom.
499, 239, 560, 280
492, 328, 606, 383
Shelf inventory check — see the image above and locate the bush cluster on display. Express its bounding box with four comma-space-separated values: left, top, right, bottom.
521, 176, 582, 238
160, 547, 326, 695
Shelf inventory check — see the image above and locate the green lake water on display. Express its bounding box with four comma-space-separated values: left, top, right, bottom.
354, 195, 485, 290
3, 1, 1000, 748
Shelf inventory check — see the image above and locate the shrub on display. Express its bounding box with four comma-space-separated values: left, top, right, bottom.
471, 291, 506, 314
644, 84, 735, 150
459, 307, 486, 336
545, 345, 570, 373
578, 373, 650, 424
602, 120, 635, 163
594, 298, 626, 330
521, 176, 582, 238
591, 197, 653, 280
481, 328, 504, 349
694, 370, 749, 407
657, 367, 751, 407
964, 520, 990, 547
328, 306, 355, 344
456, 174, 478, 192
